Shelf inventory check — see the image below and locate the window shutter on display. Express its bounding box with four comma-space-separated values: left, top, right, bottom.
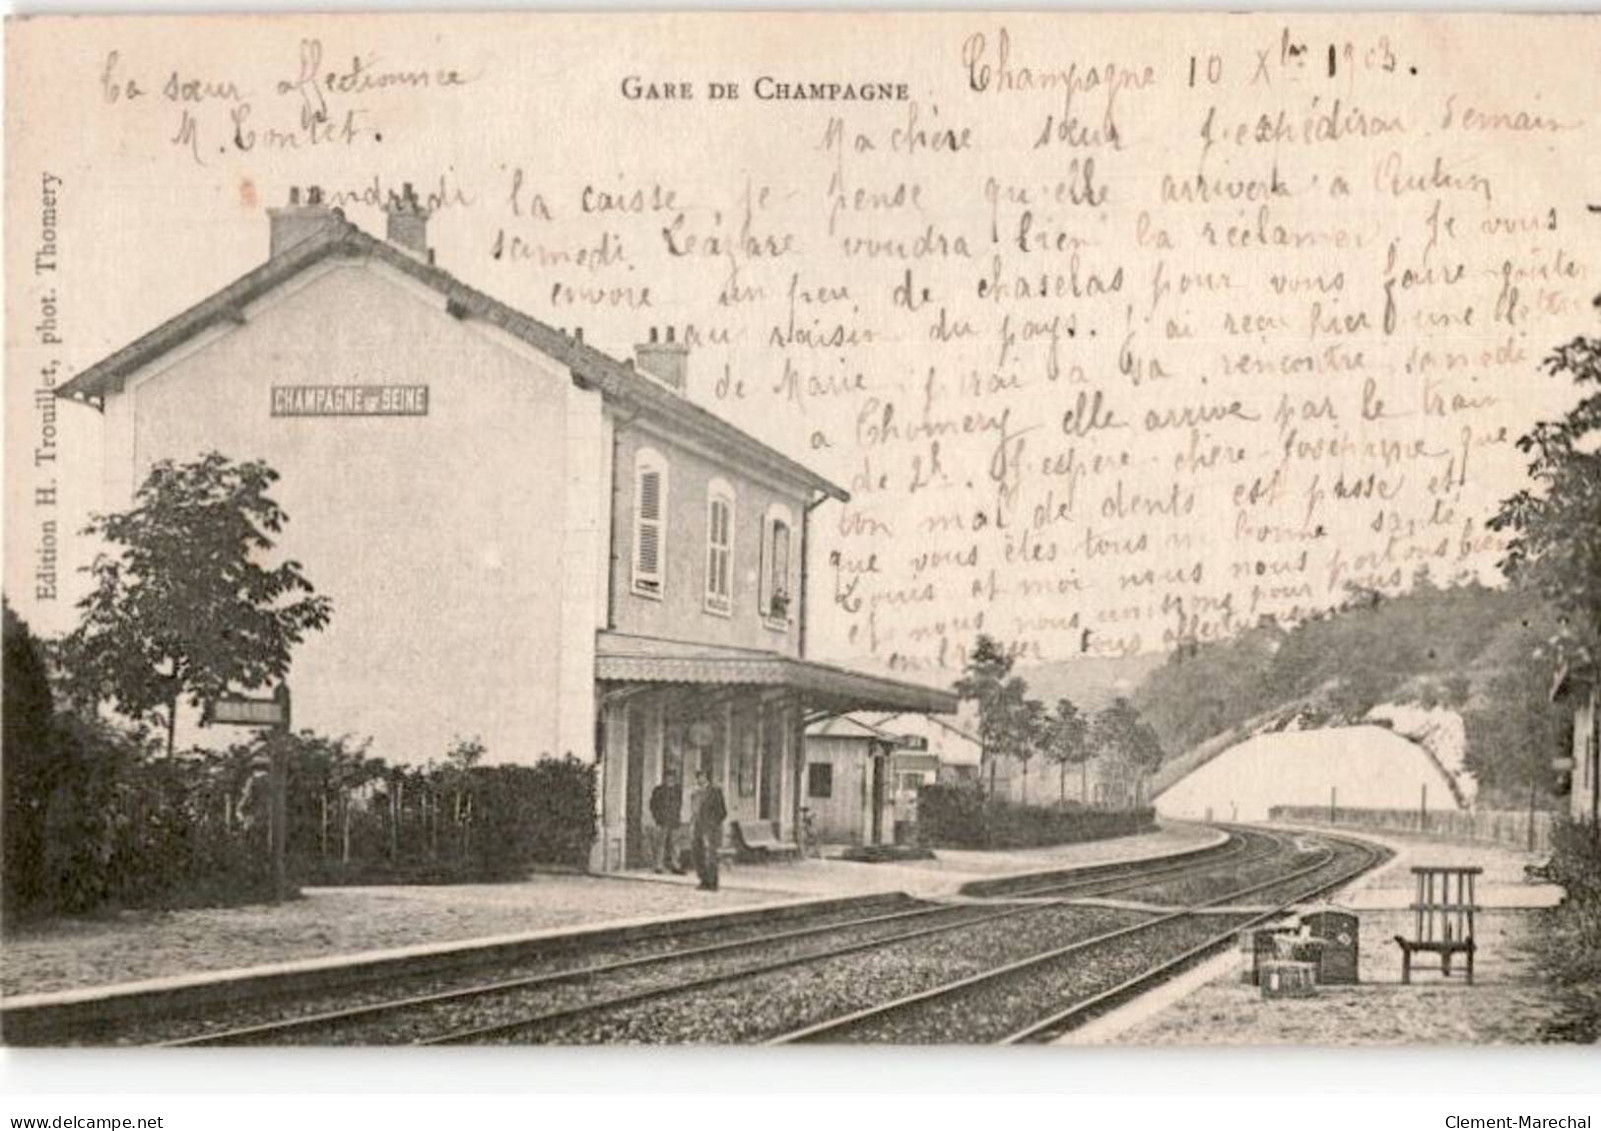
705, 491, 733, 612
633, 460, 665, 595
757, 515, 768, 617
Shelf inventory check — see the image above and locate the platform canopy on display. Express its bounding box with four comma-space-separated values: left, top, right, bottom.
595, 631, 959, 720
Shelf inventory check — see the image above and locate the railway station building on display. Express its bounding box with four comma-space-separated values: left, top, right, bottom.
803, 715, 926, 848
57, 186, 957, 871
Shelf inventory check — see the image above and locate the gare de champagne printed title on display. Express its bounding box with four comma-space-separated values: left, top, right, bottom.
620, 75, 911, 102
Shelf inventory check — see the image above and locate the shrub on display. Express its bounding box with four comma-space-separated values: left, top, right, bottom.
917, 781, 989, 846
917, 782, 1155, 849
22, 713, 277, 917
1532, 819, 1601, 1040
3, 602, 56, 919
5, 702, 600, 918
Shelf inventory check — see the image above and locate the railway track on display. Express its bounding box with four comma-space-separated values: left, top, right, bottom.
773, 832, 1384, 1044
7, 826, 1385, 1047
1001, 834, 1388, 1045
974, 828, 1261, 900
174, 834, 1251, 1046
171, 898, 1021, 1047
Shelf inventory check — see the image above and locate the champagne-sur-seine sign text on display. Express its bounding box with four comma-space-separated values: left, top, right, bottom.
271, 385, 429, 417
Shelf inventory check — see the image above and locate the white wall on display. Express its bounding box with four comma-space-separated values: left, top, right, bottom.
804, 735, 878, 844
108, 258, 582, 766
1155, 725, 1460, 823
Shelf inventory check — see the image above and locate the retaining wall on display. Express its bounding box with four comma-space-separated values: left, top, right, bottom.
1268, 805, 1553, 854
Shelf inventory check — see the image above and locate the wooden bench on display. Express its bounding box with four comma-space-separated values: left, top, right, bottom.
1394, 865, 1480, 985
730, 820, 802, 864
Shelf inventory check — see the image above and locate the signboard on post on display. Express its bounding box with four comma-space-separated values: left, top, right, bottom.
205, 685, 292, 903
206, 695, 289, 727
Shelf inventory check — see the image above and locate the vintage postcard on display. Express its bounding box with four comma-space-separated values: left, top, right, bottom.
3, 11, 1599, 1049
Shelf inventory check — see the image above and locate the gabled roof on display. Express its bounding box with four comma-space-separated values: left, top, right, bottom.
57, 214, 847, 503
864, 710, 981, 747
808, 715, 898, 741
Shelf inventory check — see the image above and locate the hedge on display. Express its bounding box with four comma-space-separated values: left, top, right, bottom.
1530, 819, 1601, 1041
20, 714, 278, 915
3, 604, 598, 918
917, 782, 1155, 849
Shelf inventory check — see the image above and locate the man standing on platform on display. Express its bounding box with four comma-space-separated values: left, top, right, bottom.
690, 768, 727, 891
649, 768, 686, 874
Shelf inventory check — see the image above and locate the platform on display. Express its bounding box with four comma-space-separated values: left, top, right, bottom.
612, 821, 1225, 900
1058, 826, 1570, 1047
1266, 822, 1564, 911
2, 822, 1221, 999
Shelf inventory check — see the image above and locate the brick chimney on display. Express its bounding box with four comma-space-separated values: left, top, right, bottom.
267, 186, 333, 257
634, 326, 689, 392
383, 182, 431, 258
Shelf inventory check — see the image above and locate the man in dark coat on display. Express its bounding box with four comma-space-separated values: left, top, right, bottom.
689, 769, 727, 891
648, 768, 685, 874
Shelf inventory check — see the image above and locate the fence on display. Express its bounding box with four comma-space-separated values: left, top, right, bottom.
5, 715, 599, 918
1268, 804, 1554, 854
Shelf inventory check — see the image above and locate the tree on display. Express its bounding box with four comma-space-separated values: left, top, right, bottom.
3, 600, 57, 917
954, 634, 1017, 797
1490, 324, 1601, 672
1014, 694, 1048, 802
1094, 697, 1165, 807
1044, 697, 1090, 803
1463, 669, 1568, 807
441, 735, 486, 856
61, 453, 332, 758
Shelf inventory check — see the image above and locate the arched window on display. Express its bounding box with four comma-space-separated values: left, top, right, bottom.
632, 448, 668, 598
705, 478, 735, 615
760, 503, 795, 627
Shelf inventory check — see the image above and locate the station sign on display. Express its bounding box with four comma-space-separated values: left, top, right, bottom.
204, 685, 292, 904
206, 692, 290, 728
1552, 757, 1575, 772
271, 384, 429, 417
896, 734, 929, 751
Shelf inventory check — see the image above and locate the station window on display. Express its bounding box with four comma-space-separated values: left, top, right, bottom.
760, 503, 795, 627
632, 449, 667, 599
734, 709, 758, 797
808, 762, 833, 799
705, 479, 734, 616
